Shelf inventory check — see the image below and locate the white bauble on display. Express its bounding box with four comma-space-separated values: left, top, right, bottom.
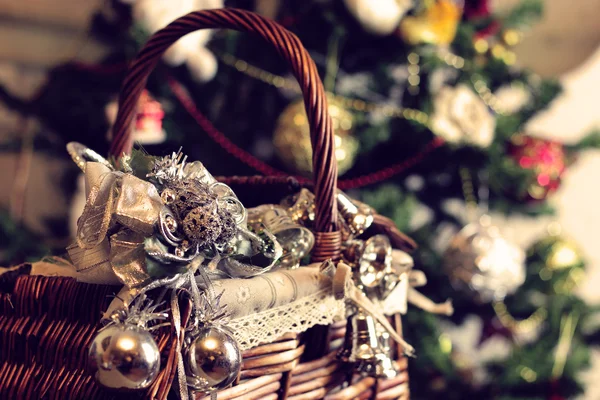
493, 83, 532, 115
430, 84, 496, 148
443, 222, 526, 303
164, 44, 193, 67
344, 0, 413, 35
186, 47, 219, 82
126, 0, 223, 81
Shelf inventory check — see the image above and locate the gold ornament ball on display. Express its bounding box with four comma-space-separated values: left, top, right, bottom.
398, 0, 462, 46
545, 239, 582, 270
491, 43, 507, 59
502, 51, 517, 66
273, 97, 358, 176
529, 234, 585, 294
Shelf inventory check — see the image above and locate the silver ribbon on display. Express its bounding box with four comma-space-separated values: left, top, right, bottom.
218, 228, 282, 278
172, 289, 188, 400
68, 160, 164, 287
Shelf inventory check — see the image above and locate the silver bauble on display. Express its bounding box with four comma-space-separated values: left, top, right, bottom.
88, 324, 160, 390
185, 325, 242, 391
443, 221, 526, 303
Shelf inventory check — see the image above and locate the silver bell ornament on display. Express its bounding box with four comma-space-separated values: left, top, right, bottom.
338, 309, 397, 378
358, 235, 393, 289
247, 205, 314, 268
337, 190, 374, 238
443, 218, 526, 303
338, 309, 380, 364
373, 325, 398, 379
185, 325, 242, 392
88, 324, 161, 390
356, 348, 398, 378
356, 323, 397, 379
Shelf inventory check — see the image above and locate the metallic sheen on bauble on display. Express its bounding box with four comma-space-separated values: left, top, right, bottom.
88, 324, 160, 390
185, 325, 242, 391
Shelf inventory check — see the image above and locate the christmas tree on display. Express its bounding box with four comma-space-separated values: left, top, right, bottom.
1, 0, 599, 398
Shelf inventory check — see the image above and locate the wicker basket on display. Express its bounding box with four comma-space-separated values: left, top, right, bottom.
0, 8, 409, 400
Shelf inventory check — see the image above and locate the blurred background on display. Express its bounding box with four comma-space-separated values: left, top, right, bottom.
0, 0, 599, 398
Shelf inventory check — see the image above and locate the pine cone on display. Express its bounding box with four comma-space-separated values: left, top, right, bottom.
182, 205, 222, 246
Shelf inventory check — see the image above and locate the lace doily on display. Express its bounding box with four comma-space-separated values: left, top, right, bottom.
229, 289, 345, 350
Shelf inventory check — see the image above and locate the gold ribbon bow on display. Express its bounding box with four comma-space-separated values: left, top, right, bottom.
67, 157, 165, 287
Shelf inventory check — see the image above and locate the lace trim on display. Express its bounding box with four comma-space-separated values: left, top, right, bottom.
228, 289, 345, 350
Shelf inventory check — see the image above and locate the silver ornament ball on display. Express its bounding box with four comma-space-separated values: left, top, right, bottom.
88, 324, 160, 391
443, 221, 526, 303
185, 325, 242, 391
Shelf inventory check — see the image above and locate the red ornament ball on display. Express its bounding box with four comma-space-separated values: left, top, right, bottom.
509, 134, 566, 200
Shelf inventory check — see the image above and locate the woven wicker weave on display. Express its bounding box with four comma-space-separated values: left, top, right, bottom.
0, 8, 409, 400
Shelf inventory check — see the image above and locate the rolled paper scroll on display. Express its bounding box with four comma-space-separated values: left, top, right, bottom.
204, 260, 414, 353
96, 259, 414, 354
198, 263, 330, 319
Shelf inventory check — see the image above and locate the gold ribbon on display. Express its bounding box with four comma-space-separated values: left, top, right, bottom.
68, 161, 165, 287
66, 238, 119, 285
67, 143, 280, 287
114, 174, 164, 236
109, 230, 153, 288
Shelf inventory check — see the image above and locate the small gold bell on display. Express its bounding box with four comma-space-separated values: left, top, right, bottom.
336, 191, 374, 237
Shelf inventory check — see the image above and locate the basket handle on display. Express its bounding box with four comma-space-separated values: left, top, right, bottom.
109, 8, 339, 240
